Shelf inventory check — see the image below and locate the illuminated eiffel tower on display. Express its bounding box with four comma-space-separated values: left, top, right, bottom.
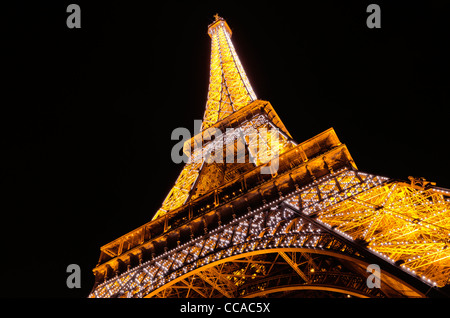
89, 15, 450, 298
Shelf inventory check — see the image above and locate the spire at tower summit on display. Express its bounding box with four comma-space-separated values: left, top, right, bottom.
202, 15, 257, 130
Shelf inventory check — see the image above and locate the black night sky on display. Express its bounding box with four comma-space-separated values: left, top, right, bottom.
1, 1, 449, 299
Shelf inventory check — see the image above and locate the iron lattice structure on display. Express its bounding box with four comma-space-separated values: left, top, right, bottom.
89, 16, 450, 298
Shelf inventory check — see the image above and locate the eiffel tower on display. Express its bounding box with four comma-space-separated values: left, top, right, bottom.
89, 15, 450, 298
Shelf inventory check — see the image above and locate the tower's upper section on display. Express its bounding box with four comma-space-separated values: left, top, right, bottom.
207, 14, 233, 37
202, 15, 257, 130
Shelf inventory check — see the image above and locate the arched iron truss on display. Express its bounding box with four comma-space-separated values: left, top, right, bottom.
90, 167, 448, 298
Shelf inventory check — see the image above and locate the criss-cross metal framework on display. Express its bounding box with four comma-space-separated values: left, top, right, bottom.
202, 15, 257, 130
89, 15, 450, 298
151, 16, 270, 221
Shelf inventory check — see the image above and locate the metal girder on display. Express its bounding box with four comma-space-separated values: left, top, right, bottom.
316, 181, 450, 287
197, 267, 235, 298
278, 252, 309, 283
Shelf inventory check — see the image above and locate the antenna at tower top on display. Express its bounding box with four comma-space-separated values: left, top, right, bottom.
208, 13, 232, 37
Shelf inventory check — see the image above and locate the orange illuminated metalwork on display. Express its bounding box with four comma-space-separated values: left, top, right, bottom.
89, 15, 450, 298
151, 15, 292, 220
202, 15, 257, 130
